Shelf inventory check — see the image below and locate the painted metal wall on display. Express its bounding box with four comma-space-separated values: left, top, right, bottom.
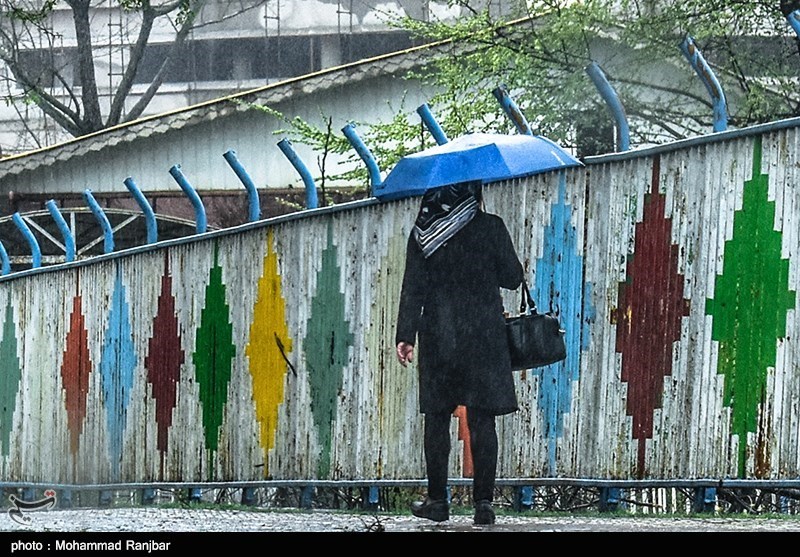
1, 120, 799, 484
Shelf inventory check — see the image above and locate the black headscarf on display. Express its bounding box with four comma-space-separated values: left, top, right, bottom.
413, 182, 481, 258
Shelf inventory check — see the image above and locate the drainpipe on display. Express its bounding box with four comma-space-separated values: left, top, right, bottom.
83, 189, 114, 254
0, 241, 10, 275
492, 84, 534, 135
46, 199, 76, 262
223, 150, 261, 222
416, 103, 449, 145
680, 36, 728, 132
123, 177, 158, 244
12, 212, 41, 269
169, 165, 208, 234
585, 62, 631, 151
276, 139, 319, 210
341, 123, 382, 194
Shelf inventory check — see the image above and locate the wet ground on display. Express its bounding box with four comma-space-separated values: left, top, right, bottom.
0, 506, 797, 536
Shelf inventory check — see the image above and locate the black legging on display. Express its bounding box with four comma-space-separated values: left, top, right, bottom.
423, 407, 498, 503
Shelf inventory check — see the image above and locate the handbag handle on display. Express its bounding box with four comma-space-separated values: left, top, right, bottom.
519, 280, 538, 315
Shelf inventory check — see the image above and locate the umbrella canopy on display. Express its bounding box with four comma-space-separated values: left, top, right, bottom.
373, 132, 583, 201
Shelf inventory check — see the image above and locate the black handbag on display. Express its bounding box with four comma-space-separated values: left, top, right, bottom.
505, 280, 566, 371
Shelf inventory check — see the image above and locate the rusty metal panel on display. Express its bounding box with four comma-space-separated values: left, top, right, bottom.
757, 128, 800, 477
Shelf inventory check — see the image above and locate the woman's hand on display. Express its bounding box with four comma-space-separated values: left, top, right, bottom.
396, 342, 414, 367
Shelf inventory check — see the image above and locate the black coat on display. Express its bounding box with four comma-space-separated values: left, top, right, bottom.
395, 210, 524, 415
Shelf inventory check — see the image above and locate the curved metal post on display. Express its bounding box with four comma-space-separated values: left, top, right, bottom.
83, 189, 115, 254
12, 212, 42, 268
787, 9, 800, 37
492, 84, 534, 135
223, 150, 261, 222
0, 240, 11, 275
585, 62, 631, 151
416, 103, 449, 145
680, 36, 728, 132
46, 199, 76, 262
276, 139, 319, 209
341, 123, 382, 192
123, 177, 158, 244
168, 165, 208, 234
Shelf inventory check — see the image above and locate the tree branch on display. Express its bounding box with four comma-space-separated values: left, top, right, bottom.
122, 0, 208, 123
0, 54, 83, 133
65, 0, 102, 131
18, 85, 83, 137
107, 4, 157, 125
2, 82, 45, 150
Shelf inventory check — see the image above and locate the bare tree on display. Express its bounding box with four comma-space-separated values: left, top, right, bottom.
0, 0, 264, 147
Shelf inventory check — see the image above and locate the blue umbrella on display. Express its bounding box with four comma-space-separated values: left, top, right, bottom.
373, 132, 583, 201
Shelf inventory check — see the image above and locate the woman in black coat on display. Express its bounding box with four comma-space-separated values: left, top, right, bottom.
395, 181, 524, 525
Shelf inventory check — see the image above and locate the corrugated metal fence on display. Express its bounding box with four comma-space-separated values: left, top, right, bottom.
1, 119, 799, 488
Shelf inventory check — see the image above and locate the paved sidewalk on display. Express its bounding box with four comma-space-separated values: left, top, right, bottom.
0, 506, 797, 533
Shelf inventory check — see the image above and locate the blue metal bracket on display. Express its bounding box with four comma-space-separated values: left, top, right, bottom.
585, 62, 631, 151
123, 177, 158, 244
223, 150, 262, 222
492, 84, 534, 135
45, 200, 76, 263
341, 123, 383, 193
416, 103, 449, 145
168, 165, 208, 234
0, 241, 10, 275
12, 212, 41, 269
680, 36, 728, 132
276, 139, 319, 209
83, 190, 115, 254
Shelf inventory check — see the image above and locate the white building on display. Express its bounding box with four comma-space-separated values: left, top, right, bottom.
0, 0, 515, 155
0, 1, 747, 266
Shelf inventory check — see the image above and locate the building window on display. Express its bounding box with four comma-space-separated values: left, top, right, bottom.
135, 31, 419, 84
16, 49, 75, 89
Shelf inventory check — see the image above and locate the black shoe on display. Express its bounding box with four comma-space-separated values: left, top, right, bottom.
410, 497, 449, 522
474, 500, 496, 525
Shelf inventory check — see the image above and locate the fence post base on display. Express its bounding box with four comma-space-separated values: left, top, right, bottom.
141, 488, 156, 505
188, 488, 202, 504
58, 489, 73, 509
513, 486, 534, 511
693, 487, 717, 513
99, 490, 113, 507
300, 486, 314, 509
241, 487, 258, 506
599, 487, 621, 512
361, 486, 379, 510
